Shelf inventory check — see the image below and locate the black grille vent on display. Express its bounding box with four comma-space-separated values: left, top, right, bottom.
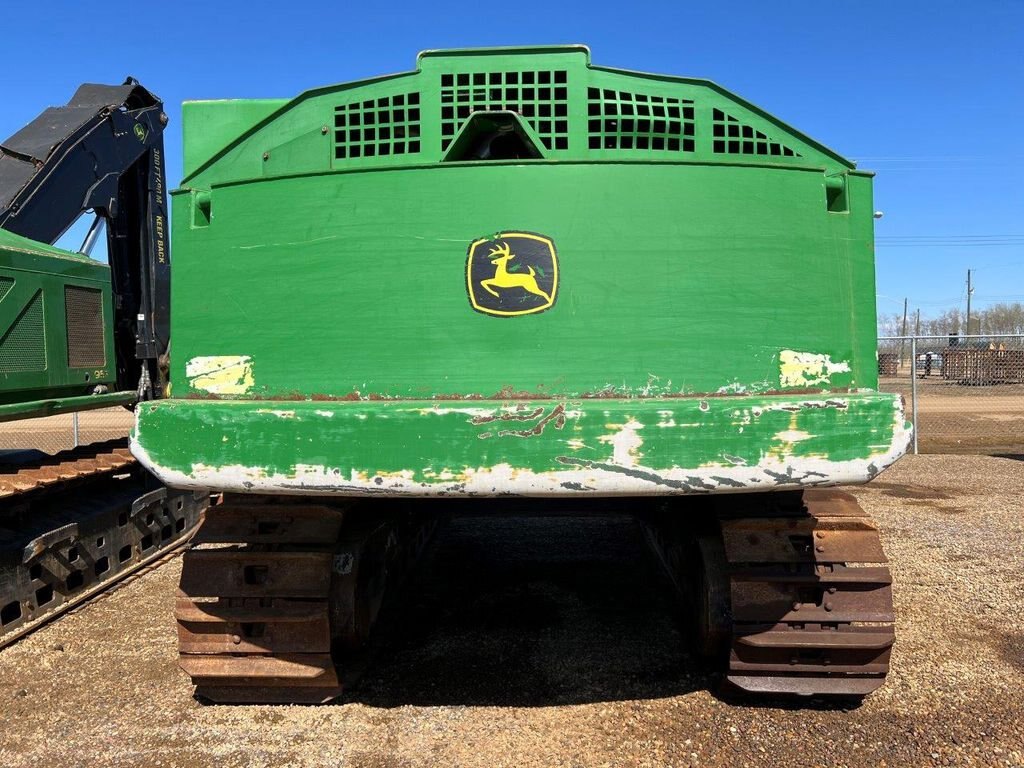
0, 290, 45, 373
440, 70, 569, 152
587, 88, 695, 152
64, 286, 105, 368
333, 93, 422, 160
712, 108, 799, 158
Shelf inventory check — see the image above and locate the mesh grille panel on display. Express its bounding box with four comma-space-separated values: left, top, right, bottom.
64, 285, 105, 368
0, 290, 45, 372
440, 70, 569, 152
711, 108, 799, 157
333, 93, 421, 160
0, 277, 13, 302
587, 88, 695, 152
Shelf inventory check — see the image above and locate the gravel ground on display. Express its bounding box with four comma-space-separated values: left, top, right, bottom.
0, 454, 1022, 768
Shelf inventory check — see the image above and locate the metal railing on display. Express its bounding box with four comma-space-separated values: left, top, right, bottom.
878, 334, 1024, 455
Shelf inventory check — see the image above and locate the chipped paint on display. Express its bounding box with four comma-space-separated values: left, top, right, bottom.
185, 355, 254, 395
417, 406, 499, 418
775, 429, 813, 443
597, 418, 644, 467
779, 350, 852, 389
132, 392, 912, 498
255, 408, 296, 419
132, 441, 909, 498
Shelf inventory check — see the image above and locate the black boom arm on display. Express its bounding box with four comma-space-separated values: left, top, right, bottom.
0, 79, 170, 398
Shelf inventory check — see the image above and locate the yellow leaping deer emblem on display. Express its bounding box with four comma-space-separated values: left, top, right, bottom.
480, 241, 552, 302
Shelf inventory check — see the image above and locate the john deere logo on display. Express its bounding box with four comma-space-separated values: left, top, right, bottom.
466, 232, 558, 317
133, 123, 148, 142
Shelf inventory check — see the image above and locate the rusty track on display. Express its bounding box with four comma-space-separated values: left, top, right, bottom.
1, 441, 205, 644
175, 497, 439, 704
643, 489, 894, 698
0, 439, 135, 499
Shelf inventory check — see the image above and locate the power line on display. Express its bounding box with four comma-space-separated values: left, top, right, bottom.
876, 241, 1024, 248
877, 234, 1024, 240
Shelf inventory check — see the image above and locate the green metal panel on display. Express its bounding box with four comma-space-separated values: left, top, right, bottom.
168, 163, 876, 400
182, 98, 289, 179
135, 47, 906, 496
0, 229, 115, 405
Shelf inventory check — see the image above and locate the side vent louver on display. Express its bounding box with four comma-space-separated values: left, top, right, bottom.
333, 93, 421, 160
440, 71, 569, 152
64, 285, 105, 368
0, 290, 45, 373
587, 88, 695, 152
712, 109, 799, 158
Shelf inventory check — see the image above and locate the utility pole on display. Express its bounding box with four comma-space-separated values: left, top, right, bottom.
966, 269, 973, 336
900, 298, 909, 369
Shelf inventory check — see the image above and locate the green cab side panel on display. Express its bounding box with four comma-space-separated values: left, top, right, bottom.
133, 47, 907, 496
0, 229, 116, 406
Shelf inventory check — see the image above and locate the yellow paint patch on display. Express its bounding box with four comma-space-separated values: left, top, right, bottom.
779, 350, 851, 388
186, 355, 254, 395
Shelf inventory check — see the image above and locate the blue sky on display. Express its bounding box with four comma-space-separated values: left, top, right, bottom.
2, 1, 1021, 318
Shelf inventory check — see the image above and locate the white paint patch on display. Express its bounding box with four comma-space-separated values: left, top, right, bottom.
598, 418, 644, 467
656, 410, 677, 428
416, 406, 498, 418
314, 410, 335, 418
186, 355, 254, 395
256, 409, 296, 419
775, 429, 813, 443
779, 350, 851, 389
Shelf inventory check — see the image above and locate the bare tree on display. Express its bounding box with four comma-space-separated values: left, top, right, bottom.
880, 303, 1023, 337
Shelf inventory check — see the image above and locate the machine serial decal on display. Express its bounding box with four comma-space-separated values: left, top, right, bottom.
466, 232, 558, 317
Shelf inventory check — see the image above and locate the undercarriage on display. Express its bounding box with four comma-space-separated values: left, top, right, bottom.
175, 489, 892, 703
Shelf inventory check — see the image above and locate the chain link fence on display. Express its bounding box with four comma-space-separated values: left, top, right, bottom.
878, 334, 1024, 455
0, 406, 133, 454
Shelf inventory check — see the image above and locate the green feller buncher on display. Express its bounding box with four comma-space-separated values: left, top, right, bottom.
4, 46, 911, 702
